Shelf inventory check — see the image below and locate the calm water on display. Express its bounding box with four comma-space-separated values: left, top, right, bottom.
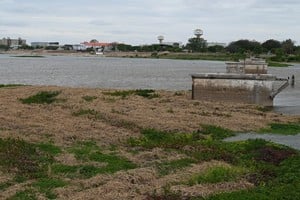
0, 54, 299, 115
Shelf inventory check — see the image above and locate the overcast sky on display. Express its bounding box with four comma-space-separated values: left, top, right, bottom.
0, 0, 299, 45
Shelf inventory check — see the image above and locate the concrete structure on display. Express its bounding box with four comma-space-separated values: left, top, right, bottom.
191, 73, 288, 106
191, 58, 289, 106
72, 44, 86, 51
31, 42, 48, 48
226, 58, 268, 74
31, 42, 59, 48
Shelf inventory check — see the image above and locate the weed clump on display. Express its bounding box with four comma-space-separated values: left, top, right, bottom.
82, 95, 97, 102
103, 89, 159, 99
187, 166, 246, 185
20, 91, 61, 104
259, 123, 300, 135
200, 124, 235, 140
128, 129, 198, 149
0, 138, 54, 179
60, 141, 137, 178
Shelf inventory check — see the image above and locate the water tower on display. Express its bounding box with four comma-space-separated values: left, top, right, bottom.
157, 35, 164, 44
194, 29, 203, 38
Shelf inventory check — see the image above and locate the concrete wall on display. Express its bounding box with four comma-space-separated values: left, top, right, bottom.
226, 59, 268, 74
192, 74, 275, 106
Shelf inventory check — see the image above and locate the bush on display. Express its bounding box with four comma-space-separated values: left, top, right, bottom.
20, 91, 61, 104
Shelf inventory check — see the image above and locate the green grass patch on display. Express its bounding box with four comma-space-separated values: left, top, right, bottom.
72, 108, 140, 131
8, 189, 37, 200
66, 141, 136, 176
259, 123, 300, 135
89, 152, 137, 174
206, 156, 300, 200
103, 89, 159, 99
268, 62, 291, 67
0, 138, 54, 179
82, 95, 97, 102
200, 124, 235, 140
0, 84, 25, 88
32, 178, 66, 199
52, 164, 103, 179
20, 91, 61, 104
68, 141, 100, 161
35, 142, 62, 156
187, 166, 246, 185
128, 128, 199, 149
157, 158, 196, 176
0, 181, 14, 190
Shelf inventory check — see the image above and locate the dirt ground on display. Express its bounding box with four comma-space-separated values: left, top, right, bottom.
0, 86, 299, 199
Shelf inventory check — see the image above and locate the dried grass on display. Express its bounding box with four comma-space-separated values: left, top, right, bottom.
0, 86, 298, 199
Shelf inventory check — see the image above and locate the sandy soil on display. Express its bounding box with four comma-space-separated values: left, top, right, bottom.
0, 85, 299, 199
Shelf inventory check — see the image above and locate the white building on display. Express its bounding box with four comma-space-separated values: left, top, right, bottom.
0, 37, 26, 47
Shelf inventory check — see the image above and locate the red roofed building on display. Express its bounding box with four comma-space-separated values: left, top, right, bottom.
81, 40, 115, 52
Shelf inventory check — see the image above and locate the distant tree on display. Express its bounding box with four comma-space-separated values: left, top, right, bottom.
115, 43, 133, 51
0, 44, 9, 51
262, 39, 281, 53
226, 39, 262, 55
186, 37, 207, 52
295, 46, 300, 55
90, 39, 98, 43
281, 39, 295, 54
270, 48, 287, 62
207, 45, 225, 53
18, 44, 34, 50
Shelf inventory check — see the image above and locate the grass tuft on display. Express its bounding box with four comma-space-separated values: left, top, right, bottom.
259, 123, 300, 135
66, 141, 136, 177
20, 91, 61, 104
32, 178, 66, 199
82, 95, 97, 102
8, 189, 37, 200
200, 124, 235, 140
128, 129, 198, 149
157, 158, 196, 176
187, 166, 246, 185
103, 89, 159, 99
0, 138, 54, 179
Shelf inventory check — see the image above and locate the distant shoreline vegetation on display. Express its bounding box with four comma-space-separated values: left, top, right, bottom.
11, 55, 45, 58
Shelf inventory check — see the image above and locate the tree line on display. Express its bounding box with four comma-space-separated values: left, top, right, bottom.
113, 38, 300, 62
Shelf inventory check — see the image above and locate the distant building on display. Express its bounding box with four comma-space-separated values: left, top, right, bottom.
0, 37, 26, 48
31, 42, 59, 48
72, 44, 86, 51
81, 41, 114, 52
